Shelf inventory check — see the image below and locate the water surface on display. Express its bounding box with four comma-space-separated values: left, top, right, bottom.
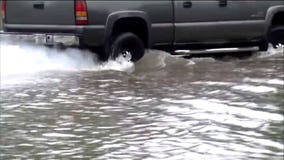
1, 42, 283, 159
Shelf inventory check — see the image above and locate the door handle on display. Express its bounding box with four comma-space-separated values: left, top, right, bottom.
219, 0, 227, 7
33, 2, 44, 9
183, 1, 192, 8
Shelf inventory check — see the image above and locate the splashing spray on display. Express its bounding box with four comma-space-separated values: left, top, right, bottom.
0, 39, 135, 77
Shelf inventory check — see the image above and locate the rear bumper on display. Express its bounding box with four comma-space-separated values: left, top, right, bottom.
0, 31, 80, 46
3, 24, 105, 46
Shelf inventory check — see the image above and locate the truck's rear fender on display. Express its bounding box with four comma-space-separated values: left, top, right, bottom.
105, 11, 151, 48
265, 5, 284, 35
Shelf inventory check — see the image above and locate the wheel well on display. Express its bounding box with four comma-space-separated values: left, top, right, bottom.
112, 18, 149, 48
271, 12, 284, 26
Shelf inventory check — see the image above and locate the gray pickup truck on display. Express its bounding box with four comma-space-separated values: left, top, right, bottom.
2, 0, 284, 62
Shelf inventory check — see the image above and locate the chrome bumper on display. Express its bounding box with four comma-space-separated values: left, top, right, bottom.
0, 31, 80, 46
34, 34, 80, 46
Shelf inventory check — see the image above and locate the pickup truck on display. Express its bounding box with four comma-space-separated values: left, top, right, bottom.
2, 0, 284, 62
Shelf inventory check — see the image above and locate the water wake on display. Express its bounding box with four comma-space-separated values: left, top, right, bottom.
134, 50, 194, 73
1, 37, 282, 78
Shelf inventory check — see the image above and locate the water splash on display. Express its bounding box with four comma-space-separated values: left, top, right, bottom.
256, 43, 284, 58
0, 42, 134, 76
1, 35, 282, 78
0, 39, 135, 87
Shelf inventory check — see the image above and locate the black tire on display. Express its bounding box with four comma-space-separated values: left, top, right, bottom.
268, 26, 284, 48
110, 32, 145, 62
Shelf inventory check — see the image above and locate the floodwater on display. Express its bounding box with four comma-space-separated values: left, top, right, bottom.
0, 39, 283, 159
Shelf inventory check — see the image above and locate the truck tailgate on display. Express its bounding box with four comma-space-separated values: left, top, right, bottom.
6, 1, 75, 25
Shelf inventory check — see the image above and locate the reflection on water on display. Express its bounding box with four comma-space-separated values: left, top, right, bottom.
0, 42, 283, 159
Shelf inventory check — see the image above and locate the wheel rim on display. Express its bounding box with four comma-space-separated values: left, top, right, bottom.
111, 33, 145, 62
120, 50, 132, 62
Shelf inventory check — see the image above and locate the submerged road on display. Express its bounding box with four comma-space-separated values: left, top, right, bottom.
0, 40, 284, 159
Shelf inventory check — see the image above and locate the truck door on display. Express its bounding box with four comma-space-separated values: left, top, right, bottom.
174, 0, 270, 45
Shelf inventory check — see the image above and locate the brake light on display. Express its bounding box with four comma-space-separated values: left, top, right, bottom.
1, 0, 6, 24
75, 0, 88, 25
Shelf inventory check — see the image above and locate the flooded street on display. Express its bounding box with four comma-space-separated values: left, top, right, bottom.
0, 40, 283, 159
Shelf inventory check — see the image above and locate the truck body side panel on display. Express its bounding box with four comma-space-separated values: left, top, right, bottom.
174, 0, 284, 44
3, 0, 283, 48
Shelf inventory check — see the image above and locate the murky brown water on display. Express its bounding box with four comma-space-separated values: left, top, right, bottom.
0, 41, 283, 159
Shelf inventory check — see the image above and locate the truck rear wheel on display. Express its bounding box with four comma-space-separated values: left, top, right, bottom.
110, 32, 145, 62
268, 26, 284, 48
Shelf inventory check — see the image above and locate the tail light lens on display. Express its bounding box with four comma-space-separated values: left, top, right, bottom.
75, 0, 88, 25
2, 0, 6, 24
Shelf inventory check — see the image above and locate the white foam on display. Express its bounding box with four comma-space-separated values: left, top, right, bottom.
192, 81, 235, 86
117, 96, 133, 101
42, 133, 81, 138
22, 105, 52, 110
243, 78, 284, 86
232, 85, 278, 93
1, 104, 21, 110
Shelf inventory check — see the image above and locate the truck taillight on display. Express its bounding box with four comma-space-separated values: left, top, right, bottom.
75, 0, 88, 25
1, 0, 6, 24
